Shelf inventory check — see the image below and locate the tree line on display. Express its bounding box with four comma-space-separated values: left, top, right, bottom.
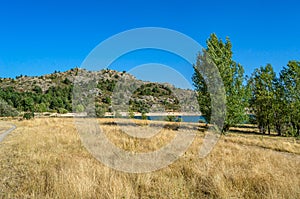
0, 84, 73, 116
193, 33, 300, 137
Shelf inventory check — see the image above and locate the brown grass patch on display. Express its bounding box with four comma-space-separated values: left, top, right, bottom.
0, 118, 299, 198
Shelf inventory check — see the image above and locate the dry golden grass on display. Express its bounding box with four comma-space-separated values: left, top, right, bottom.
0, 122, 14, 134
224, 133, 300, 155
0, 118, 299, 198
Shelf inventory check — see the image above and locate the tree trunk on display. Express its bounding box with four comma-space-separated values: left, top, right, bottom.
259, 124, 265, 134
222, 124, 230, 133
275, 123, 281, 136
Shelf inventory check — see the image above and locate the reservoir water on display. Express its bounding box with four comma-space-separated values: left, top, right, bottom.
133, 115, 207, 123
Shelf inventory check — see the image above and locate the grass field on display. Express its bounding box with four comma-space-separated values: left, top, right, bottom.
0, 118, 299, 198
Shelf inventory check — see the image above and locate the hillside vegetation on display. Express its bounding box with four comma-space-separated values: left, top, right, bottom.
0, 68, 197, 117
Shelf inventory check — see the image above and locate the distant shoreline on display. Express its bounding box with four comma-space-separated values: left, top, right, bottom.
33, 112, 202, 118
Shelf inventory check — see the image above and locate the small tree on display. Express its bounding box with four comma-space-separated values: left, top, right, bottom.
141, 111, 147, 120
128, 110, 135, 119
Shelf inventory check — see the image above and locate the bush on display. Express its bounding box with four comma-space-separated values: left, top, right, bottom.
128, 110, 135, 119
165, 115, 181, 122
0, 99, 19, 117
165, 115, 177, 122
75, 104, 85, 113
141, 112, 147, 120
96, 105, 107, 118
58, 108, 68, 114
23, 112, 34, 120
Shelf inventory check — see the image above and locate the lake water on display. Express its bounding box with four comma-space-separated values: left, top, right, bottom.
134, 115, 207, 123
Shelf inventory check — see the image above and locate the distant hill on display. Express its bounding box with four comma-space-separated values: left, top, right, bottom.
0, 68, 199, 117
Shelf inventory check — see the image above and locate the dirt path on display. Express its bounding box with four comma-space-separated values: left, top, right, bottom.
0, 123, 16, 142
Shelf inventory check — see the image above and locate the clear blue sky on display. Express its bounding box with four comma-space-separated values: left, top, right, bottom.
0, 0, 299, 88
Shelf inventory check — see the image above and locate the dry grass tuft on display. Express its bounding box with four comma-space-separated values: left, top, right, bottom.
0, 118, 299, 198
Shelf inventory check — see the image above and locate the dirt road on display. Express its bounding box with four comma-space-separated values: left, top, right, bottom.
0, 123, 16, 142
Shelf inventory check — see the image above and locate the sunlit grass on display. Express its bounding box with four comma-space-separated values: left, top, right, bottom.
0, 118, 299, 198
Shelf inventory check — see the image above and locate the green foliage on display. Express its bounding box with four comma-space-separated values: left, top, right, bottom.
134, 83, 172, 97
249, 64, 277, 134
193, 33, 248, 132
32, 85, 42, 94
95, 105, 107, 118
97, 79, 116, 92
0, 70, 182, 119
129, 99, 151, 113
165, 115, 176, 122
248, 61, 300, 137
141, 112, 147, 120
63, 78, 72, 85
0, 98, 19, 117
280, 61, 300, 136
102, 96, 111, 104
165, 115, 182, 122
22, 96, 34, 112
0, 83, 73, 114
130, 83, 179, 113
23, 112, 34, 120
35, 103, 48, 112
58, 108, 68, 114
75, 104, 85, 113
128, 110, 135, 119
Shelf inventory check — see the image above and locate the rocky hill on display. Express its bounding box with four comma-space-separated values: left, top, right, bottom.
0, 68, 199, 117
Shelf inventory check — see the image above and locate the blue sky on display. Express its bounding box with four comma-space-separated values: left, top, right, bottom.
0, 0, 299, 88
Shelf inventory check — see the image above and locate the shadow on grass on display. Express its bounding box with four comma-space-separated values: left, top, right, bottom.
100, 120, 206, 132
228, 128, 280, 137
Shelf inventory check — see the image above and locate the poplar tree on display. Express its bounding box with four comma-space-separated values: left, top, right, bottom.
193, 33, 248, 132
280, 61, 300, 136
249, 64, 276, 134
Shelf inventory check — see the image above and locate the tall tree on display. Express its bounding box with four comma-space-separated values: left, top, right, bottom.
249, 64, 276, 134
193, 33, 248, 132
280, 61, 300, 136
272, 77, 286, 136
